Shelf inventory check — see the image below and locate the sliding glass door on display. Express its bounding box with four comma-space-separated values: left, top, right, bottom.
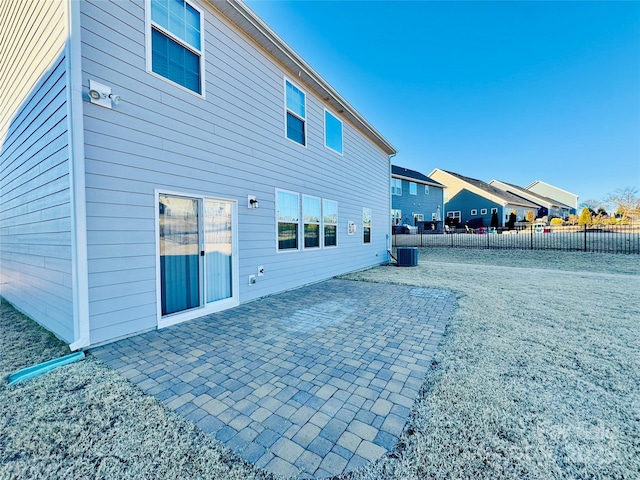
158, 193, 236, 323
204, 199, 232, 303
159, 195, 200, 316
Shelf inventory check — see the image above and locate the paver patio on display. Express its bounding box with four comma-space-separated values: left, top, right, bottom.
91, 278, 454, 478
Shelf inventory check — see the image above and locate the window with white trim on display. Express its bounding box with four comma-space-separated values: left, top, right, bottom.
363, 208, 372, 243
391, 209, 401, 226
471, 209, 478, 215
285, 79, 306, 146
447, 211, 461, 220
391, 178, 402, 196
481, 208, 487, 215
410, 182, 417, 195
324, 110, 343, 154
491, 208, 498, 214
277, 190, 299, 250
323, 199, 338, 247
149, 0, 203, 94
303, 195, 321, 249
425, 185, 430, 194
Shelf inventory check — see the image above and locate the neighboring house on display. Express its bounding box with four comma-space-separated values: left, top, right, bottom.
0, 0, 396, 349
489, 180, 572, 220
429, 169, 539, 228
525, 180, 578, 215
391, 165, 444, 230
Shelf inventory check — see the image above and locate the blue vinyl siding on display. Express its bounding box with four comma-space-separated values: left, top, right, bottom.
391, 179, 443, 225
445, 189, 501, 226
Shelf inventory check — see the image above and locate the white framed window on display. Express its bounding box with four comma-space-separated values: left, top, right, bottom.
285, 79, 306, 146
481, 208, 487, 215
363, 208, 372, 244
410, 182, 417, 195
391, 178, 402, 196
491, 208, 498, 214
276, 190, 299, 251
425, 185, 430, 194
471, 209, 478, 215
414, 214, 424, 222
323, 199, 338, 247
391, 209, 401, 226
303, 195, 321, 249
324, 109, 343, 154
147, 0, 203, 95
447, 211, 461, 220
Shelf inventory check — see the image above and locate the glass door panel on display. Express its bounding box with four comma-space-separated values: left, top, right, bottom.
159, 195, 200, 315
204, 199, 233, 303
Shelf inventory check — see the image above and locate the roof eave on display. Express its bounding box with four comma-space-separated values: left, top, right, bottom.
392, 173, 443, 188
206, 0, 397, 156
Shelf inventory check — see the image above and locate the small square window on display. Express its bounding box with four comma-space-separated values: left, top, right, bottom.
324, 110, 343, 154
481, 208, 487, 215
491, 208, 498, 214
471, 209, 477, 216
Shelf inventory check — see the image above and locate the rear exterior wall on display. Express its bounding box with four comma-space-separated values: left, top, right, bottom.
80, 0, 392, 344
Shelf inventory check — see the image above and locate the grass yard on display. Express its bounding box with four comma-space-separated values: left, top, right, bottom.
1, 249, 639, 479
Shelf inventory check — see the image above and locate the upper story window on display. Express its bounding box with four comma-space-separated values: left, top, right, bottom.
285, 79, 306, 146
324, 110, 343, 154
277, 190, 299, 250
425, 185, 430, 194
410, 182, 417, 195
471, 209, 478, 215
149, 0, 203, 95
391, 179, 402, 196
481, 208, 487, 215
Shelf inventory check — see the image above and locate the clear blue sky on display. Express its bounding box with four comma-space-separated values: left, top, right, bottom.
245, 0, 640, 207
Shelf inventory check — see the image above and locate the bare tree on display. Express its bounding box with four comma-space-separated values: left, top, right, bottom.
605, 186, 640, 222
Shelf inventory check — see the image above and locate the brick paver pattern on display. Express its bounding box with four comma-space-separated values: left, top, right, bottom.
91, 279, 454, 479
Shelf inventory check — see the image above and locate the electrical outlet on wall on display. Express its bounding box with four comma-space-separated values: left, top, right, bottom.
249, 275, 256, 285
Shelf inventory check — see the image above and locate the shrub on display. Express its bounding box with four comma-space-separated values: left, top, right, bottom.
578, 207, 592, 226
525, 211, 535, 223
550, 218, 564, 226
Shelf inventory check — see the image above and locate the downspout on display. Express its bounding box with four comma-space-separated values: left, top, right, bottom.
66, 0, 90, 351
387, 153, 397, 263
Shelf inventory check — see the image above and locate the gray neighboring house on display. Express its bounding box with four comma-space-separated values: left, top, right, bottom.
489, 180, 572, 220
391, 165, 444, 231
0, 0, 396, 348
525, 180, 579, 215
429, 169, 539, 228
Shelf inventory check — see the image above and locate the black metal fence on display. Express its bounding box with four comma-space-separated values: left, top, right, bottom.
392, 224, 640, 254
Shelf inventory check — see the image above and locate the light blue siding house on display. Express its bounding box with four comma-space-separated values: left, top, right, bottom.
0, 0, 396, 348
391, 165, 444, 231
